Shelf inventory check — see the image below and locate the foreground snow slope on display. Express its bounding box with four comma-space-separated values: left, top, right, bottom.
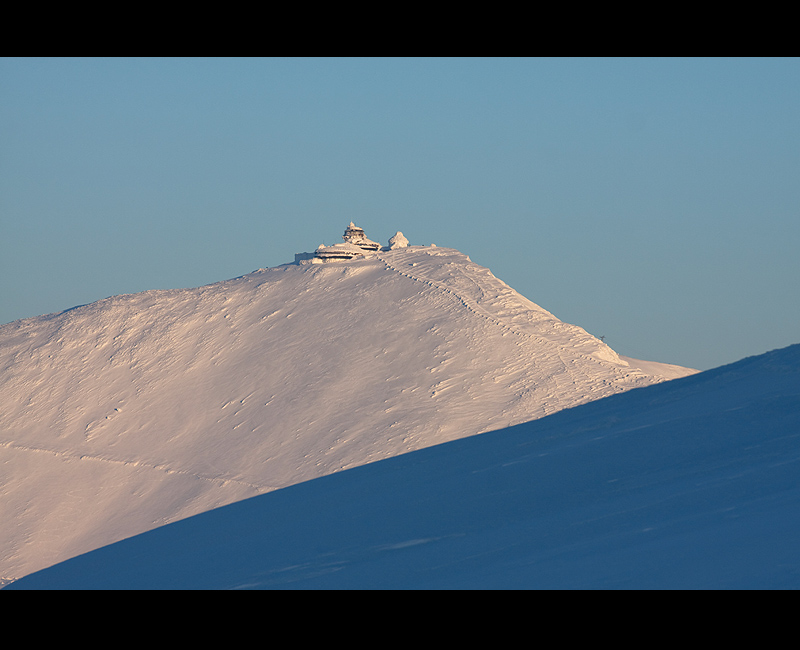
0, 246, 694, 580
9, 343, 797, 590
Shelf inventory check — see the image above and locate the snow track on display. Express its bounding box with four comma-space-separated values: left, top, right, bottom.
377, 249, 654, 391
0, 440, 271, 493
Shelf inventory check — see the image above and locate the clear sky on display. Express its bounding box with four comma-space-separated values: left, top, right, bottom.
2, 57, 798, 370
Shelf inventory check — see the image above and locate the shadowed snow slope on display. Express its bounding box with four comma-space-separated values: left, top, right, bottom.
8, 344, 798, 589
0, 246, 694, 581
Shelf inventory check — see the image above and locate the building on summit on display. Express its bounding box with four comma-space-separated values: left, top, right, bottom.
314, 223, 382, 261
342, 222, 381, 251
294, 224, 409, 264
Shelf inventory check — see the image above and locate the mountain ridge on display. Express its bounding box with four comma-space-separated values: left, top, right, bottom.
0, 245, 695, 580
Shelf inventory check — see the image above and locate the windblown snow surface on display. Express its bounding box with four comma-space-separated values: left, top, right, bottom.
8, 343, 800, 589
0, 246, 694, 583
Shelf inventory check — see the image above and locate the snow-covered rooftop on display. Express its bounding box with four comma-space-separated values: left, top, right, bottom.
315, 242, 367, 260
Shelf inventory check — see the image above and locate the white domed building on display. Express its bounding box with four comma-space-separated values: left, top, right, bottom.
342, 222, 381, 252
313, 223, 382, 261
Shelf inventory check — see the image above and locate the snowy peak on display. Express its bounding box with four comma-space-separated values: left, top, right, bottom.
0, 243, 695, 580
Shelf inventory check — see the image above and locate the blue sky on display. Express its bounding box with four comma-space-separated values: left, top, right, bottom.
2, 57, 798, 370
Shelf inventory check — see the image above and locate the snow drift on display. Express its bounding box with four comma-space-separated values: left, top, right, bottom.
0, 245, 694, 581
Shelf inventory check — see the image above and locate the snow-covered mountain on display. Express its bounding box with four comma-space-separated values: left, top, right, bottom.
0, 241, 695, 582
8, 343, 798, 589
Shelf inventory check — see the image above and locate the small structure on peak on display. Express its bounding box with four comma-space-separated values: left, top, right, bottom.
342, 222, 381, 252
296, 224, 409, 264
310, 223, 382, 262
387, 231, 409, 250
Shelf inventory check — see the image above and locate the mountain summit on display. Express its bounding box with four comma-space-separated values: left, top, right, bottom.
0, 234, 695, 580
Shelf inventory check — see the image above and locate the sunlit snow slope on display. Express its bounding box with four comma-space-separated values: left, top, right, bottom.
0, 246, 694, 580
9, 344, 798, 590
